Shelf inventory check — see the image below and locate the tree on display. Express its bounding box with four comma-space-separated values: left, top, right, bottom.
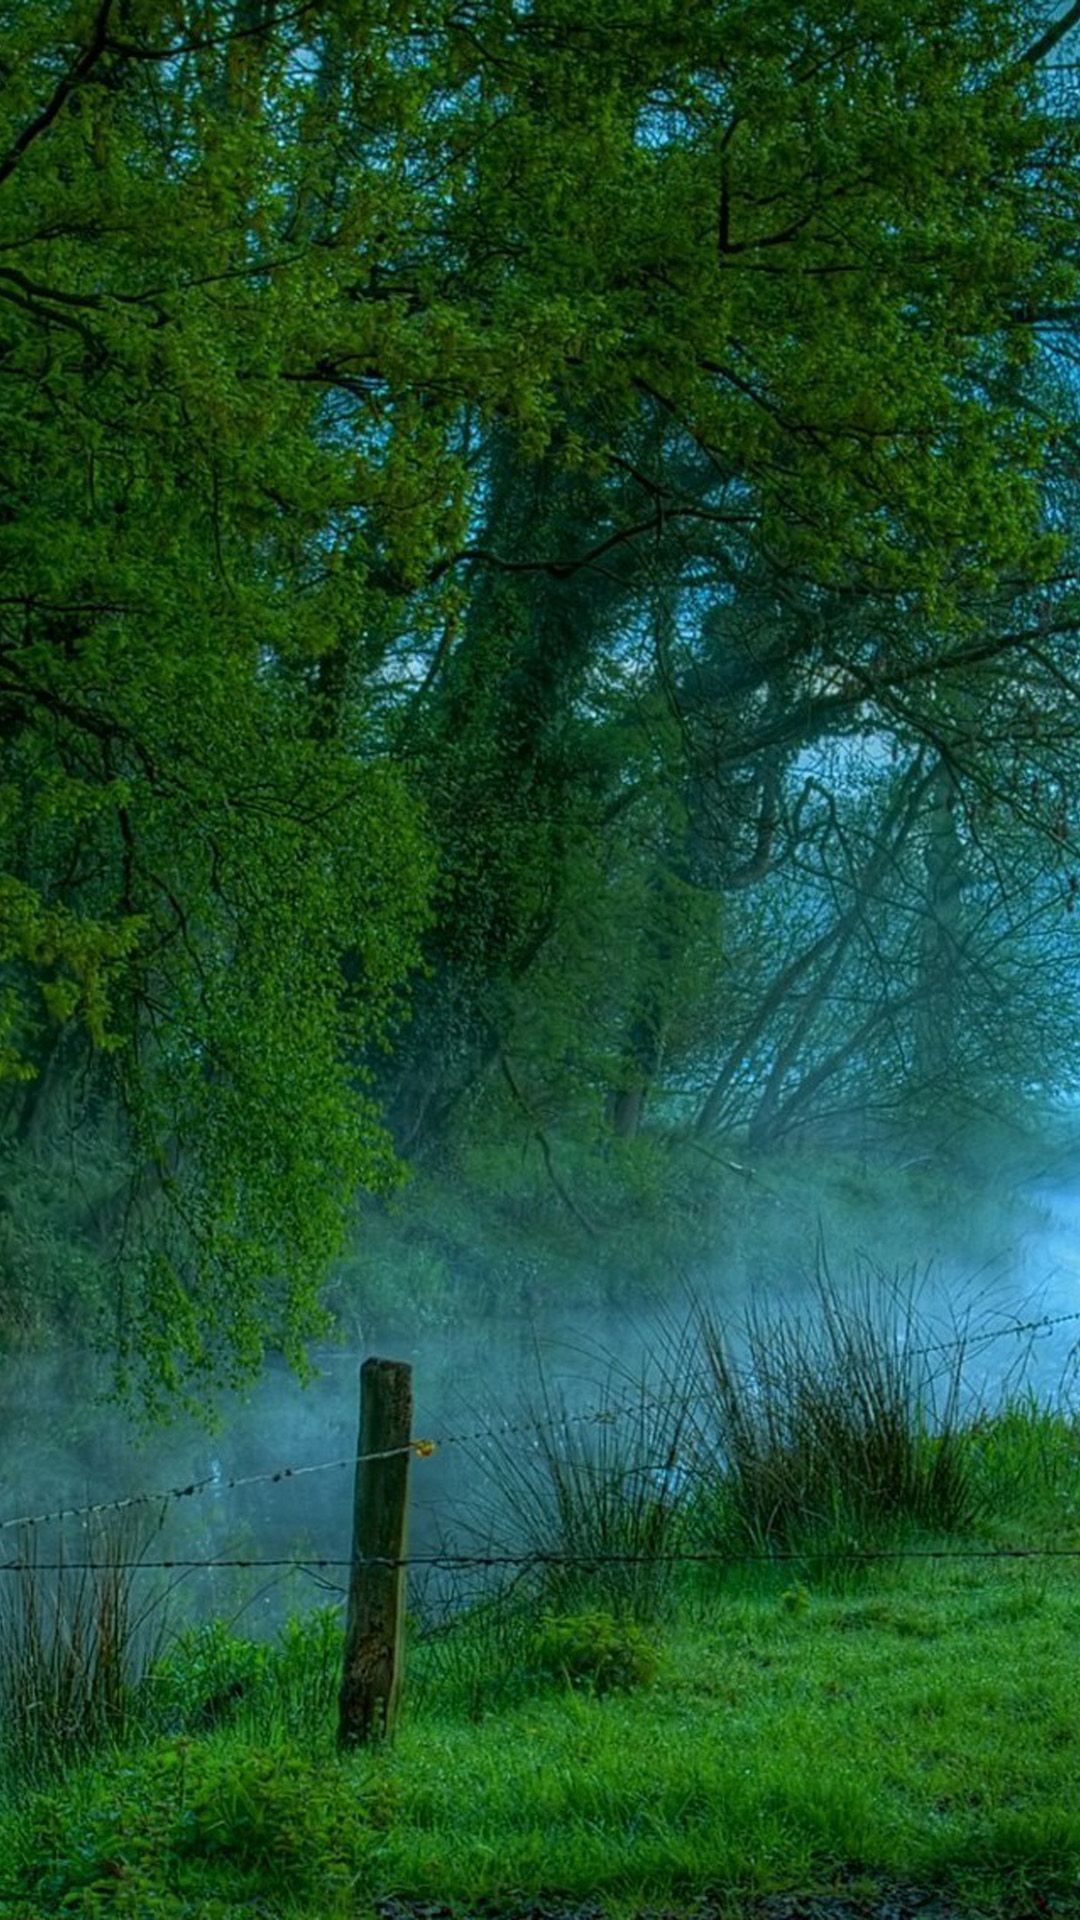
1, 0, 1076, 1399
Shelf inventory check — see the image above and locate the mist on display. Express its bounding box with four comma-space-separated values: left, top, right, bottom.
6, 1137, 1079, 1638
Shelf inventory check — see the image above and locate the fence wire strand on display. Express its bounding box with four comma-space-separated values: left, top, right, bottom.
0, 1542, 1079, 1573
0, 1387, 668, 1536
4, 1298, 1080, 1540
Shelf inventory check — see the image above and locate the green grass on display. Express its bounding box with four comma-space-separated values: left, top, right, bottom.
2, 1395, 1079, 1919
393, 1561, 1080, 1905
2, 1550, 1080, 1919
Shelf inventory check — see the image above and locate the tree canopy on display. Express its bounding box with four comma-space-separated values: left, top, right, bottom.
2, 0, 1079, 1404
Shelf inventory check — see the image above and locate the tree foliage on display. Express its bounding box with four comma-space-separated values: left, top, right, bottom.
1, 0, 1078, 1399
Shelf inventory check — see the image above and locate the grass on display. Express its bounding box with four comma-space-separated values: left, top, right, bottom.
2, 1542, 1079, 1918
1, 1285, 1079, 1920
392, 1564, 1080, 1902
693, 1264, 981, 1556
460, 1323, 706, 1623
0, 1514, 170, 1779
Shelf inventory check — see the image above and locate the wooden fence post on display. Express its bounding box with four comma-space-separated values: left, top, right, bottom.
337, 1356, 413, 1747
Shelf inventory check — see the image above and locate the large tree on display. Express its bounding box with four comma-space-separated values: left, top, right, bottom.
1, 0, 1076, 1399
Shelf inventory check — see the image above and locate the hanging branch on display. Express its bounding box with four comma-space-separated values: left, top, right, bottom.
499, 1052, 598, 1238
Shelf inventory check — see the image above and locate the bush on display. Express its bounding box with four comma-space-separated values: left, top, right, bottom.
270, 1605, 343, 1739
172, 1744, 361, 1876
965, 1396, 1080, 1538
145, 1618, 269, 1733
143, 1606, 343, 1744
529, 1610, 659, 1694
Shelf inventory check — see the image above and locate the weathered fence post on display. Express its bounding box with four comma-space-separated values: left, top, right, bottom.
337, 1356, 413, 1747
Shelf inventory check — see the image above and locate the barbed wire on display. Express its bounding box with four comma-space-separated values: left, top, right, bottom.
0, 1442, 421, 1538
0, 1387, 668, 1537
1, 1541, 1079, 1572
4, 1299, 1079, 1540
907, 1303, 1080, 1359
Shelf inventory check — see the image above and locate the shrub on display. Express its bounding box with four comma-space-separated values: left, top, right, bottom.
965, 1396, 1080, 1537
16, 1736, 376, 1912
529, 1610, 659, 1693
270, 1605, 343, 1740
145, 1618, 269, 1733
143, 1606, 343, 1744
172, 1744, 362, 1877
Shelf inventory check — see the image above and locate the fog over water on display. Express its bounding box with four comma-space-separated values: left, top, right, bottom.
4, 1168, 1080, 1633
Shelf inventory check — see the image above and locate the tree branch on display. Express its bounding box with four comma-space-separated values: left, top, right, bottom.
0, 0, 116, 191
498, 1052, 597, 1236
1019, 0, 1080, 65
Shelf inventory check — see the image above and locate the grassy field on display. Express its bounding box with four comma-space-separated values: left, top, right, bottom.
1, 1295, 1078, 1920
1, 1547, 1078, 1920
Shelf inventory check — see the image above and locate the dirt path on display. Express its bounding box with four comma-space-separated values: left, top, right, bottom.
376, 1886, 1058, 1920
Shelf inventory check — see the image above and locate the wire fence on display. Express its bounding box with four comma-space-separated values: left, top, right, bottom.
908, 1302, 1080, 1358
0, 1300, 1078, 1765
2, 1543, 1080, 1574
0, 1386, 670, 1537
2, 1296, 1079, 1579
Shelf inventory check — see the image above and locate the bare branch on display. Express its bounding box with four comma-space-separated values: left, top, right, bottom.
1020, 0, 1080, 65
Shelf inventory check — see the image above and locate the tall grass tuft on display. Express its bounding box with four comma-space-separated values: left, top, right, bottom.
0, 1513, 170, 1778
694, 1263, 980, 1559
964, 1392, 1080, 1539
464, 1329, 708, 1623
